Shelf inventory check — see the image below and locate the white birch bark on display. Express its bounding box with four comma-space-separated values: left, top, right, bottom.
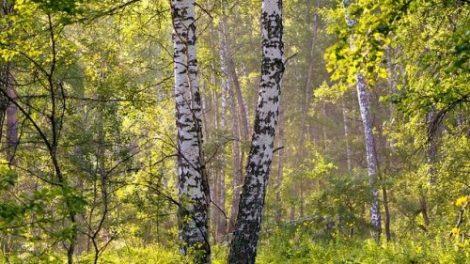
356, 74, 382, 241
229, 0, 284, 262
171, 0, 210, 261
343, 0, 382, 241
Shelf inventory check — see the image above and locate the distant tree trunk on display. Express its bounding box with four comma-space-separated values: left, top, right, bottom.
289, 206, 295, 223
321, 102, 328, 150
382, 47, 396, 241
297, 0, 318, 221
341, 98, 352, 173
344, 1, 382, 242
275, 103, 284, 223
228, 89, 243, 233
171, 0, 210, 262
219, 16, 243, 234
6, 75, 18, 165
418, 110, 439, 229
382, 186, 391, 241
355, 74, 382, 242
0, 1, 17, 166
228, 0, 284, 262
216, 62, 227, 243
219, 15, 249, 141
426, 110, 438, 185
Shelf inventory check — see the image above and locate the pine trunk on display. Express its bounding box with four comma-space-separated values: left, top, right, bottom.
171, 0, 210, 262
228, 0, 284, 262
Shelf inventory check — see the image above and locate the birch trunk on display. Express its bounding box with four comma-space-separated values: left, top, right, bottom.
229, 0, 284, 262
355, 74, 382, 241
344, 0, 382, 241
171, 0, 210, 261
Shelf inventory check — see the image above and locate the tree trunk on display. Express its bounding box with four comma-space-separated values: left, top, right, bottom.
219, 15, 250, 141
228, 1, 284, 262
426, 110, 438, 185
6, 74, 18, 166
0, 1, 17, 165
382, 186, 391, 241
297, 0, 318, 222
342, 98, 352, 173
355, 74, 382, 242
275, 102, 284, 224
228, 90, 243, 233
219, 16, 244, 234
344, 1, 382, 242
216, 62, 227, 243
171, 0, 210, 262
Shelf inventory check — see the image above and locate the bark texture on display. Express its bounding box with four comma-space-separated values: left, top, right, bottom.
228, 0, 284, 262
171, 0, 210, 262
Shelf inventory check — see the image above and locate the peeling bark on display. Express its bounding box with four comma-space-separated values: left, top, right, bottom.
228, 0, 284, 262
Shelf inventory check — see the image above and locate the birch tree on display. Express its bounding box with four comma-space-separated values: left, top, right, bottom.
343, 0, 382, 241
171, 0, 210, 261
229, 0, 284, 262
